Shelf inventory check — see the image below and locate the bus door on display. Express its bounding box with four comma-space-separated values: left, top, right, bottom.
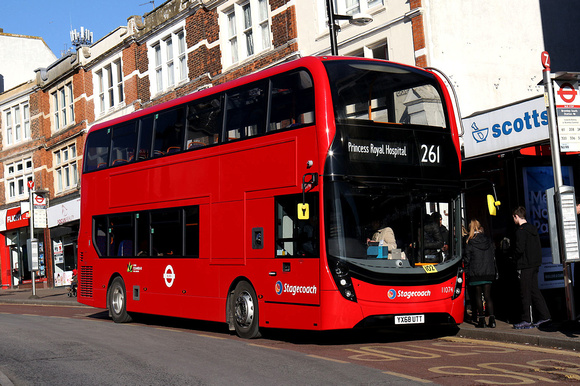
269, 193, 320, 305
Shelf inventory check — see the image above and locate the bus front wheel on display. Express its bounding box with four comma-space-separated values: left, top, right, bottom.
232, 281, 261, 339
108, 277, 133, 323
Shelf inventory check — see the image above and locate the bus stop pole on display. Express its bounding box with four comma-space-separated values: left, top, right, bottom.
29, 186, 36, 298
543, 62, 576, 321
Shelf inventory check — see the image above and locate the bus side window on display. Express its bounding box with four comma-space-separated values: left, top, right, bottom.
93, 216, 108, 256
84, 129, 111, 172
109, 214, 134, 257
225, 82, 267, 141
269, 70, 315, 132
138, 116, 154, 160
186, 97, 222, 149
136, 212, 150, 256
153, 107, 185, 156
110, 122, 137, 166
151, 209, 182, 256
184, 206, 200, 257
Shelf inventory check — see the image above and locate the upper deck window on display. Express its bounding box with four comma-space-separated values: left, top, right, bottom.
324, 61, 446, 128
225, 81, 268, 141
83, 68, 315, 173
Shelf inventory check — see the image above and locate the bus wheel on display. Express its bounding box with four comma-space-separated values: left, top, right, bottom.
108, 277, 133, 323
232, 281, 261, 339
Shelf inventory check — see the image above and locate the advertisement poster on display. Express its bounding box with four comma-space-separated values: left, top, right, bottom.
522, 166, 573, 289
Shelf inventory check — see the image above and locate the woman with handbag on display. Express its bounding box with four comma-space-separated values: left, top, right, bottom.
464, 219, 497, 328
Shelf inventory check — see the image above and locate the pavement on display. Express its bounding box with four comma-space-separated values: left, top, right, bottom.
1, 287, 579, 352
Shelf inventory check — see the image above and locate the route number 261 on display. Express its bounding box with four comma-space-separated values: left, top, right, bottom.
420, 144, 440, 164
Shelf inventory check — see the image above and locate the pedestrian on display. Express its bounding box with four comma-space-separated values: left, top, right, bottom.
512, 206, 551, 329
464, 219, 496, 328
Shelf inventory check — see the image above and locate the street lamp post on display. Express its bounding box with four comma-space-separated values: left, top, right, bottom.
325, 0, 373, 55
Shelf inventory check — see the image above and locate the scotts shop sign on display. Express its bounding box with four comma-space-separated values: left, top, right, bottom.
462, 96, 549, 158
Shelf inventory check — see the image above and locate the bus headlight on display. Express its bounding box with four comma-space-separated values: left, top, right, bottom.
452, 266, 464, 300
331, 260, 357, 302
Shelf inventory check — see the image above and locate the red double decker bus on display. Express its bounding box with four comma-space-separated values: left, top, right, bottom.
78, 56, 464, 338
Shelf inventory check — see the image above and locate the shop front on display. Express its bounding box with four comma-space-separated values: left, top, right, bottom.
47, 197, 80, 288
0, 206, 47, 288
462, 95, 580, 321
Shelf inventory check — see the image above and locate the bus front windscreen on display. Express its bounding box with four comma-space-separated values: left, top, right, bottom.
325, 180, 461, 268
322, 59, 462, 279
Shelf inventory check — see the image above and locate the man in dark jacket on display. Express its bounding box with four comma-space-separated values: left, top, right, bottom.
512, 206, 551, 329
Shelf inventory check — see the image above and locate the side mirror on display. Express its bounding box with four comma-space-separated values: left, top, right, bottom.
487, 194, 501, 216
297, 173, 318, 220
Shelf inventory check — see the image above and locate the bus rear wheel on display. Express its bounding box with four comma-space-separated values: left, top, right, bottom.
232, 281, 261, 339
108, 277, 133, 323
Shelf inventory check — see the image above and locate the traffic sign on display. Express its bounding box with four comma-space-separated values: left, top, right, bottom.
27, 180, 34, 190
541, 51, 550, 69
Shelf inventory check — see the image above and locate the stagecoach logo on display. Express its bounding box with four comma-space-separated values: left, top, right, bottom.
127, 262, 142, 273
275, 280, 317, 296
163, 265, 175, 287
388, 289, 432, 300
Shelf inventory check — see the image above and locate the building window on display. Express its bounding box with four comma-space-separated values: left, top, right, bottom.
336, 0, 383, 15
3, 102, 30, 146
54, 144, 79, 193
52, 83, 74, 130
5, 158, 33, 202
150, 29, 188, 95
96, 59, 124, 115
223, 0, 271, 66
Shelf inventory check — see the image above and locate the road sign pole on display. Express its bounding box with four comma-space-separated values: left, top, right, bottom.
29, 183, 36, 298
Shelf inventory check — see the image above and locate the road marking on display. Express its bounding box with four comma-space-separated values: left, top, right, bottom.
307, 354, 350, 364
383, 371, 433, 384
441, 336, 580, 357
197, 333, 227, 340
247, 343, 282, 350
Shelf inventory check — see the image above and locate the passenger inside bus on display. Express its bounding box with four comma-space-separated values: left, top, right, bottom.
423, 212, 445, 262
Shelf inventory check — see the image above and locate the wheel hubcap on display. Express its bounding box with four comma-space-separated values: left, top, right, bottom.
112, 287, 124, 314
235, 291, 254, 328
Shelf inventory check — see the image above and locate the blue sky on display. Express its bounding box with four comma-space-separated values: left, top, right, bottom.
0, 0, 156, 57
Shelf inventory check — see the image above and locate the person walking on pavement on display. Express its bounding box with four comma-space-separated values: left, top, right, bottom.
512, 206, 551, 329
464, 219, 497, 328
